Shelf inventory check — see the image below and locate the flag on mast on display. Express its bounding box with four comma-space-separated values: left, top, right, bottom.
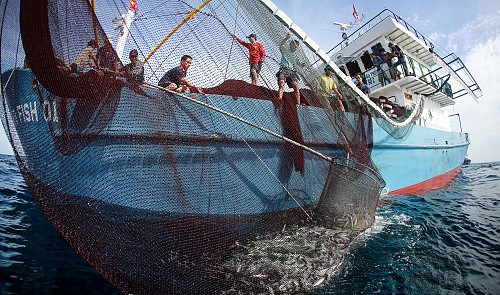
352, 3, 360, 21
129, 0, 139, 12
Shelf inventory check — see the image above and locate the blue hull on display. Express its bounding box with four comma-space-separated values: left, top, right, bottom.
3, 69, 342, 216
372, 121, 469, 194
2, 68, 467, 293
2, 68, 467, 209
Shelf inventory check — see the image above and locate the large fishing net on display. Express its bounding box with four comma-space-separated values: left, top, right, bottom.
1, 0, 385, 293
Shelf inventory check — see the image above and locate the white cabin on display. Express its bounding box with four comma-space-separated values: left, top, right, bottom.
328, 10, 481, 132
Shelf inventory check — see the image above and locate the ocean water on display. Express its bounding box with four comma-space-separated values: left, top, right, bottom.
0, 153, 498, 294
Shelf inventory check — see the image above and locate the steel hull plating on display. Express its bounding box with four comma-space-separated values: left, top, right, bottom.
2, 68, 467, 212
372, 124, 468, 194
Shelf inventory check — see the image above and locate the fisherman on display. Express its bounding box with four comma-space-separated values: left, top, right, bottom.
276, 32, 303, 105
72, 39, 98, 73
233, 33, 266, 85
381, 49, 398, 81
370, 52, 390, 87
158, 55, 203, 93
388, 42, 409, 77
355, 74, 370, 95
121, 49, 144, 84
317, 65, 345, 111
97, 41, 119, 72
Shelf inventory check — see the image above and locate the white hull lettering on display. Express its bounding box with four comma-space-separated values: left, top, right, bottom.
42, 99, 59, 123
52, 99, 59, 123
16, 99, 59, 125
42, 100, 51, 122
16, 101, 38, 123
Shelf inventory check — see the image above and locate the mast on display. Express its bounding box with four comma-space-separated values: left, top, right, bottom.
114, 0, 138, 61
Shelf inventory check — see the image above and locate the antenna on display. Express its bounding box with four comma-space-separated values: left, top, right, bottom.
333, 21, 353, 32
114, 10, 136, 61
333, 21, 352, 46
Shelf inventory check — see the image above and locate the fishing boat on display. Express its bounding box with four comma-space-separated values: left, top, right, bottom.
0, 0, 480, 294
329, 9, 482, 194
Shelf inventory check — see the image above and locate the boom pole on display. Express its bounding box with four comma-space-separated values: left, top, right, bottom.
143, 0, 213, 63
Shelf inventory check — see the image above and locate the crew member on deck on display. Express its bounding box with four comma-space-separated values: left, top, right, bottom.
159, 55, 203, 93
381, 49, 398, 81
121, 49, 144, 84
276, 32, 303, 105
370, 52, 390, 87
72, 39, 98, 73
98, 42, 119, 72
317, 65, 345, 111
233, 33, 266, 86
389, 42, 409, 77
355, 74, 370, 95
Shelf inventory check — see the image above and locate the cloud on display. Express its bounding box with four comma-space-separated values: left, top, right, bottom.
406, 13, 433, 27
449, 33, 500, 163
444, 10, 500, 53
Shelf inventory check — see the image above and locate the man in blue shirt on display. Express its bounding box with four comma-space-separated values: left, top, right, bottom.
355, 74, 370, 95
370, 52, 390, 87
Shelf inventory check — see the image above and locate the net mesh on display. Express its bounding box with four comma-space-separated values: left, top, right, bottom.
1, 0, 385, 293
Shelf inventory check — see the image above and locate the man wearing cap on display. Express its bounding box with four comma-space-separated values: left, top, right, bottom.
122, 49, 144, 83
388, 42, 409, 77
234, 33, 266, 85
73, 39, 98, 73
317, 65, 345, 112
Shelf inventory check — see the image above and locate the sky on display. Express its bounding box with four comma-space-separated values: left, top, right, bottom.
1, 0, 499, 163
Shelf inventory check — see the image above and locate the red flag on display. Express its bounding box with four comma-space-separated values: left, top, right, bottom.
352, 3, 359, 21
129, 0, 138, 12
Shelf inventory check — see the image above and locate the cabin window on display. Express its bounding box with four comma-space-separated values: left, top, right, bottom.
346, 60, 361, 77
360, 51, 373, 70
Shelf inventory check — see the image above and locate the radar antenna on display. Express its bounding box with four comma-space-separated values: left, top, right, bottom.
333, 21, 352, 46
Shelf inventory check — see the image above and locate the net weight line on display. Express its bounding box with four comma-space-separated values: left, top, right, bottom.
148, 83, 383, 184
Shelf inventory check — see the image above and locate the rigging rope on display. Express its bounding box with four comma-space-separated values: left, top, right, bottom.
146, 82, 317, 220
143, 0, 213, 63
143, 82, 334, 163
223, 0, 240, 80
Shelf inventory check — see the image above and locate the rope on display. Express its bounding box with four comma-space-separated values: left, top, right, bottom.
201, 93, 314, 221
146, 82, 316, 221
143, 82, 334, 163
147, 0, 226, 79
223, 0, 240, 80
143, 0, 214, 63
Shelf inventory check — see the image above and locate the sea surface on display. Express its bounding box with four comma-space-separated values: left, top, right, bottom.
0, 153, 498, 294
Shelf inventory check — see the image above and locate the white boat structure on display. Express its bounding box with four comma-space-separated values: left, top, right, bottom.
326, 9, 482, 194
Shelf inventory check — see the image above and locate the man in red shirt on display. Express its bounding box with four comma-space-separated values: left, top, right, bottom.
234, 33, 266, 85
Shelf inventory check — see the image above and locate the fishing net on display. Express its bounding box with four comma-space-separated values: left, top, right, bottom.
1, 0, 385, 294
